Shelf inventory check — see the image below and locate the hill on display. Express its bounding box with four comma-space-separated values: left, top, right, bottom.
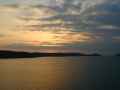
0, 50, 101, 58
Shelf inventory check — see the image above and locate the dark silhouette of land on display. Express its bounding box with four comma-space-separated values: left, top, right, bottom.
0, 50, 101, 58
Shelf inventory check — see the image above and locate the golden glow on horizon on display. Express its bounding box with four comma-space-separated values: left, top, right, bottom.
23, 31, 95, 46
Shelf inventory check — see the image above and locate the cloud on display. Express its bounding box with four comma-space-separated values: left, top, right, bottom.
1, 1, 120, 33
0, 34, 5, 37
112, 36, 120, 43
4, 0, 119, 33
19, 31, 101, 47
0, 4, 19, 12
12, 0, 108, 31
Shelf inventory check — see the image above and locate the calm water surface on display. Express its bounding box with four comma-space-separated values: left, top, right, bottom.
0, 57, 119, 90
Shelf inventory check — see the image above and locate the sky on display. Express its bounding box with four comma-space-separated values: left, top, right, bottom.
0, 0, 120, 55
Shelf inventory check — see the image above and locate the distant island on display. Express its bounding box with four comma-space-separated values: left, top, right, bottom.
0, 50, 101, 58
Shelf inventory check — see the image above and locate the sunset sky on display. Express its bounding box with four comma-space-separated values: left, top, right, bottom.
0, 0, 120, 55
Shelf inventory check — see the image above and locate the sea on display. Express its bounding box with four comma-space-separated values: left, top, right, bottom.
0, 56, 119, 90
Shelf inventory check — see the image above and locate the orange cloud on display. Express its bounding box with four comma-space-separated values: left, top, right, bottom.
19, 31, 99, 46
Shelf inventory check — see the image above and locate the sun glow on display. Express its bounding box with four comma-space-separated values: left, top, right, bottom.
15, 30, 95, 47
